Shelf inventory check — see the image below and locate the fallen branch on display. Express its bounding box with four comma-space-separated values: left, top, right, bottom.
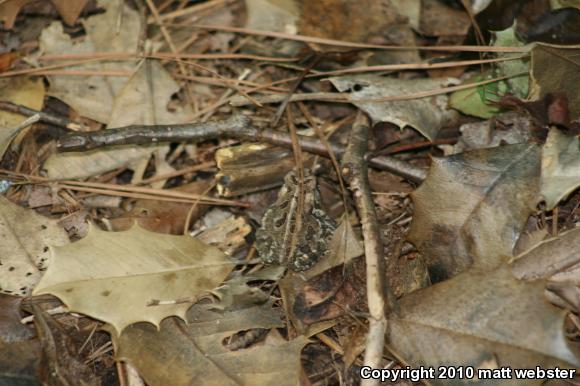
0, 101, 86, 131
57, 114, 427, 183
341, 113, 394, 385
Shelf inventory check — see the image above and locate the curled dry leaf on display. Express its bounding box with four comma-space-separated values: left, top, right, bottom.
328, 75, 458, 141
541, 128, 580, 210
0, 196, 70, 296
408, 143, 541, 280
33, 224, 235, 335
389, 266, 580, 386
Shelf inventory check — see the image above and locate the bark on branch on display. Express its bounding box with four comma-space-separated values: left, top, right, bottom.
57, 114, 427, 183
342, 112, 395, 385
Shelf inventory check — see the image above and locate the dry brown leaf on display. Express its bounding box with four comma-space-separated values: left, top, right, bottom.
0, 0, 88, 29
0, 196, 69, 296
389, 266, 579, 386
197, 215, 252, 256
419, 0, 471, 37
32, 305, 99, 386
111, 180, 212, 234
0, 0, 35, 29
0, 77, 45, 158
44, 59, 191, 179
328, 75, 458, 141
511, 227, 580, 281
451, 112, 533, 154
0, 295, 40, 385
530, 45, 580, 120
298, 0, 408, 43
244, 0, 299, 33
306, 216, 363, 277
117, 300, 308, 386
50, 0, 89, 26
513, 227, 549, 256
33, 224, 235, 335
38, 0, 139, 124
408, 143, 541, 280
541, 128, 580, 210
0, 295, 35, 342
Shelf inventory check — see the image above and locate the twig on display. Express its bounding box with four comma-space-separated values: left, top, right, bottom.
1, 169, 246, 207
56, 114, 427, 183
272, 52, 322, 125
188, 24, 536, 53
0, 101, 85, 130
146, 0, 229, 23
341, 113, 393, 385
230, 72, 523, 106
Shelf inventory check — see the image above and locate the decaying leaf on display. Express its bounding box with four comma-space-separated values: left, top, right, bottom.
493, 26, 531, 98
44, 59, 191, 179
408, 144, 541, 280
298, 0, 414, 47
33, 224, 235, 335
389, 266, 580, 386
32, 305, 100, 386
197, 215, 252, 256
0, 0, 88, 29
511, 227, 580, 281
244, 0, 299, 33
0, 196, 69, 296
0, 0, 35, 29
530, 46, 580, 119
0, 77, 45, 158
112, 180, 212, 234
0, 295, 40, 385
50, 0, 89, 26
117, 300, 308, 386
306, 216, 363, 277
449, 73, 506, 118
39, 0, 139, 124
451, 111, 533, 154
541, 128, 580, 209
390, 0, 420, 30
419, 0, 471, 37
328, 75, 458, 140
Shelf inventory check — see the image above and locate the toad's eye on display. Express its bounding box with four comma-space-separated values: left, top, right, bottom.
274, 217, 285, 227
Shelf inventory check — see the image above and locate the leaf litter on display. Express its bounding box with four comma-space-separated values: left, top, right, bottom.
0, 0, 579, 385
